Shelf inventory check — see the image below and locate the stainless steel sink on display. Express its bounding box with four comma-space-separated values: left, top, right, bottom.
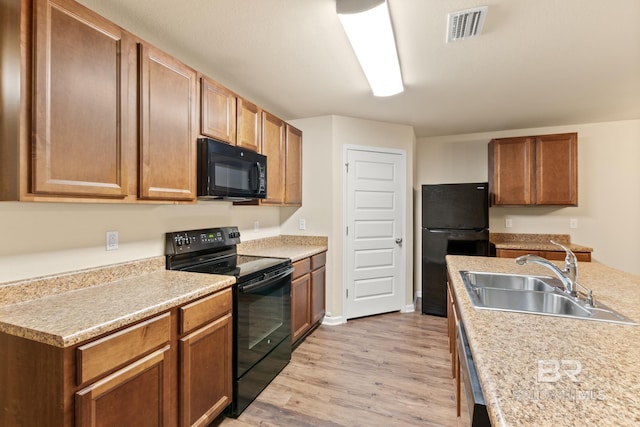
459, 271, 637, 325
462, 271, 560, 292
472, 287, 591, 316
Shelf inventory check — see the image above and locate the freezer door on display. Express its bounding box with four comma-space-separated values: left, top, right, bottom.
422, 229, 489, 316
422, 183, 489, 230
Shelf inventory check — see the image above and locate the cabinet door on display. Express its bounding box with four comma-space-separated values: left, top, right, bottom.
201, 76, 236, 144
139, 43, 197, 201
32, 0, 134, 198
261, 112, 286, 205
179, 313, 232, 427
291, 273, 311, 343
310, 265, 326, 325
236, 98, 261, 152
489, 137, 535, 205
535, 133, 578, 205
284, 124, 303, 206
75, 345, 172, 427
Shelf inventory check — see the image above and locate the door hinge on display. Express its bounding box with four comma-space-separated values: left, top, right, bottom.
345, 162, 349, 173
346, 289, 349, 298
346, 226, 349, 236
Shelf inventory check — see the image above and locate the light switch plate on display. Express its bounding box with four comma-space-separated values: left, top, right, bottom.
505, 218, 513, 228
570, 218, 578, 229
299, 218, 306, 230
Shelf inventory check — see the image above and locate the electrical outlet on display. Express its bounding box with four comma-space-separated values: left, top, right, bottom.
253, 221, 259, 232
505, 218, 513, 228
106, 231, 119, 251
299, 218, 306, 230
570, 218, 578, 229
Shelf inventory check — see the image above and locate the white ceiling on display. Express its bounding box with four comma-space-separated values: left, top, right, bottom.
77, 0, 640, 137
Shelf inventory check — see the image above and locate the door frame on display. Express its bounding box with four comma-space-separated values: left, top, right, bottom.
342, 144, 408, 321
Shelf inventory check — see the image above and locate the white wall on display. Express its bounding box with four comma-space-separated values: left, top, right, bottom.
0, 201, 280, 282
287, 115, 416, 322
415, 120, 640, 287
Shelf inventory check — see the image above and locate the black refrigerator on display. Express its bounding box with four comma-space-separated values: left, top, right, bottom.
422, 183, 490, 316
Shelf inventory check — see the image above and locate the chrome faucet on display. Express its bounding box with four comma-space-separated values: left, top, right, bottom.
515, 241, 594, 305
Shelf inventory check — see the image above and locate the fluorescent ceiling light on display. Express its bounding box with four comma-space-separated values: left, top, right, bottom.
337, 0, 403, 97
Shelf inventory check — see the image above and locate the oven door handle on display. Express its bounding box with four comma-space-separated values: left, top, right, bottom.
239, 267, 294, 293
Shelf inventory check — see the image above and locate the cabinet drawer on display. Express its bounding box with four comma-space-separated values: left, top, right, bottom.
311, 252, 327, 270
180, 287, 232, 335
292, 258, 311, 280
76, 313, 171, 385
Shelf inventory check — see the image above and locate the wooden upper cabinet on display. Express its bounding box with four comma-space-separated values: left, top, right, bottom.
200, 76, 237, 144
236, 98, 262, 152
138, 43, 198, 201
488, 137, 534, 205
32, 0, 135, 198
284, 124, 303, 206
261, 111, 286, 205
535, 133, 578, 205
489, 133, 577, 206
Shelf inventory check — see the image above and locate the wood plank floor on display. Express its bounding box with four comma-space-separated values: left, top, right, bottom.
214, 309, 457, 427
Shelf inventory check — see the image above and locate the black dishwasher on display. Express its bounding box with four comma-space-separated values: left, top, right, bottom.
457, 322, 491, 427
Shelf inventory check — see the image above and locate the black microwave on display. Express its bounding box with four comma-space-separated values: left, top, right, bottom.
197, 138, 267, 200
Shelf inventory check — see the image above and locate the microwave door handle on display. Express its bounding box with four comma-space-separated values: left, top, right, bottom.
252, 162, 260, 193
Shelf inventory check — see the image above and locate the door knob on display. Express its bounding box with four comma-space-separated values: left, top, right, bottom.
395, 238, 403, 246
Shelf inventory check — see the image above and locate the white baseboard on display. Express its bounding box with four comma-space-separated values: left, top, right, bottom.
401, 303, 416, 313
321, 315, 346, 326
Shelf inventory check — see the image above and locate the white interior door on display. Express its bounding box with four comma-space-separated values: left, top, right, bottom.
344, 147, 405, 320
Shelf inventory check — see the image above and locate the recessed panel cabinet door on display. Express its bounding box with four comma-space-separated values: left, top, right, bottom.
261, 112, 285, 204
139, 43, 197, 201
291, 273, 311, 343
535, 133, 577, 205
179, 313, 232, 427
75, 346, 172, 427
236, 98, 261, 152
489, 137, 534, 205
284, 124, 303, 206
32, 0, 135, 198
201, 76, 236, 144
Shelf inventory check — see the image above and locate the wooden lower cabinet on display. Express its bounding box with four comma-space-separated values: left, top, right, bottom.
496, 248, 591, 262
0, 287, 233, 427
179, 313, 232, 427
76, 346, 172, 427
291, 252, 327, 346
446, 280, 460, 418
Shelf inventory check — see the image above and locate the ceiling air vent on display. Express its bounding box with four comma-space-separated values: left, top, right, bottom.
447, 6, 488, 42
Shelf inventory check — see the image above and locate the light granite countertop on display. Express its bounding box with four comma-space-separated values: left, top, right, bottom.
238, 235, 328, 262
490, 233, 593, 253
0, 257, 234, 347
446, 255, 640, 426
0, 236, 328, 349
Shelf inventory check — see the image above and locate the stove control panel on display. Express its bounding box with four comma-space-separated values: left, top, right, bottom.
165, 226, 241, 255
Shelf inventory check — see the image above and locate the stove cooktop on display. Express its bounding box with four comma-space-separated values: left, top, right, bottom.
180, 254, 289, 280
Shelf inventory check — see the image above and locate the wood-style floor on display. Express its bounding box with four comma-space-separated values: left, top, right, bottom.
215, 308, 457, 427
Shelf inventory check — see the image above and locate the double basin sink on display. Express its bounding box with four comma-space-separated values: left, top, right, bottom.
460, 271, 637, 325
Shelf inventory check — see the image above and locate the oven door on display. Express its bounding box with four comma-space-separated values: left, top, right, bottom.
235, 267, 293, 378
